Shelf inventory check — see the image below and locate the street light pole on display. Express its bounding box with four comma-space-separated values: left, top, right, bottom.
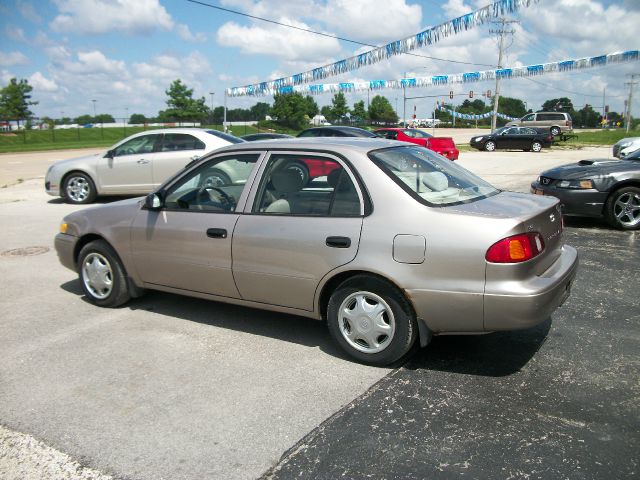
92, 99, 96, 121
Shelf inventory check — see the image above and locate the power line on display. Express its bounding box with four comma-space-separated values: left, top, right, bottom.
185, 0, 497, 68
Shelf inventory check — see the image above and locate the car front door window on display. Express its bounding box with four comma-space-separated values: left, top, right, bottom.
113, 135, 159, 157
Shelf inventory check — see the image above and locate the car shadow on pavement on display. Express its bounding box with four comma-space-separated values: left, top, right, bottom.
563, 216, 612, 230
406, 318, 552, 377
59, 281, 347, 359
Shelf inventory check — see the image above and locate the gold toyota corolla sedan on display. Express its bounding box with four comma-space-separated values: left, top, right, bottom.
55, 138, 578, 365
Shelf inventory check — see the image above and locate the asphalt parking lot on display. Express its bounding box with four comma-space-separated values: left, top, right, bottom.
0, 144, 638, 479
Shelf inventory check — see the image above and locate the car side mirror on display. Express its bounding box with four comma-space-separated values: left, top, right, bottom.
144, 193, 162, 210
105, 149, 114, 159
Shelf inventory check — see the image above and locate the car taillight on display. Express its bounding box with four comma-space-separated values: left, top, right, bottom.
485, 232, 545, 263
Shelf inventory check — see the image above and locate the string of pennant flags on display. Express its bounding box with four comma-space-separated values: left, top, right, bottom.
227, 0, 539, 96
226, 50, 639, 98
435, 103, 519, 121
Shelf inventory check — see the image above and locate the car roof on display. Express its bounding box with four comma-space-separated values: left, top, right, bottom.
210, 136, 400, 156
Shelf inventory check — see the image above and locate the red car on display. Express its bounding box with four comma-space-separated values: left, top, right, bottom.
374, 128, 459, 160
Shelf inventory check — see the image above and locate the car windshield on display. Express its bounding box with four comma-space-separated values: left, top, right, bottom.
369, 145, 499, 206
625, 148, 640, 160
206, 130, 245, 144
492, 127, 507, 135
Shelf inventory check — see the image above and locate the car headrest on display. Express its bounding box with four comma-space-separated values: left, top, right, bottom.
421, 171, 448, 192
271, 168, 304, 193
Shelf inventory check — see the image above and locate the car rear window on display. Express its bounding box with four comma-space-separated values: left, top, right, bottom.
206, 130, 246, 144
369, 145, 499, 206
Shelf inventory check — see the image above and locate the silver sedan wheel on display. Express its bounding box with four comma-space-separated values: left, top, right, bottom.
337, 291, 396, 354
614, 191, 640, 228
82, 253, 113, 300
484, 141, 496, 152
66, 176, 91, 202
532, 141, 542, 152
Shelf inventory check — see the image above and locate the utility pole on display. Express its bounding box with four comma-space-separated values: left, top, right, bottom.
402, 71, 407, 127
625, 74, 639, 133
490, 18, 517, 131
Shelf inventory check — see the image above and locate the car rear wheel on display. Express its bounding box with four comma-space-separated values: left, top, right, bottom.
550, 126, 561, 136
605, 186, 640, 230
78, 240, 131, 307
484, 141, 496, 152
63, 172, 97, 204
531, 141, 543, 152
327, 275, 417, 366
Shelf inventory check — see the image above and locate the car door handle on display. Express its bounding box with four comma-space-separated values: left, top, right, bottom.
326, 236, 351, 248
206, 228, 227, 239
137, 159, 150, 164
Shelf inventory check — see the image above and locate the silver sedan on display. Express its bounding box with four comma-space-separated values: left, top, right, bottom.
45, 128, 243, 204
55, 138, 578, 365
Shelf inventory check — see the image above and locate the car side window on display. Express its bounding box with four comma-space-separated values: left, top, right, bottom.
163, 154, 259, 212
252, 155, 361, 216
113, 134, 159, 157
298, 129, 319, 137
382, 130, 398, 140
160, 133, 205, 152
522, 114, 535, 121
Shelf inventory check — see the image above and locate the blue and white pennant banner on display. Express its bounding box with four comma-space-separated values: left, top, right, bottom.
436, 104, 518, 121
226, 50, 639, 98
227, 0, 538, 96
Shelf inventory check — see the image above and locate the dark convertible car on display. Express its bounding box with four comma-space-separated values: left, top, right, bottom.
530, 149, 640, 230
470, 127, 553, 152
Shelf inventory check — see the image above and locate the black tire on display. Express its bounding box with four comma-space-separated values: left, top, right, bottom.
605, 186, 640, 230
286, 161, 309, 185
201, 169, 231, 188
550, 126, 561, 136
484, 140, 496, 152
327, 275, 417, 366
531, 141, 543, 152
78, 240, 131, 307
63, 172, 97, 204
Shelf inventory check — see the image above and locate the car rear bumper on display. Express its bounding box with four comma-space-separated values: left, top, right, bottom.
530, 182, 607, 217
55, 233, 78, 272
483, 245, 579, 330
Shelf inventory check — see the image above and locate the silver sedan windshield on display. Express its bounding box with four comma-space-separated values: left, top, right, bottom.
369, 145, 499, 206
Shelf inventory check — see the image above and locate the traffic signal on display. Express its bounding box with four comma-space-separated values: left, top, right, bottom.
469, 91, 474, 98
486, 90, 492, 98
449, 91, 454, 99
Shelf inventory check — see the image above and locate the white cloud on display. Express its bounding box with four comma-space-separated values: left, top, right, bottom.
1, 69, 14, 84
0, 51, 29, 67
217, 18, 342, 61
176, 24, 207, 43
50, 0, 174, 35
17, 1, 43, 23
5, 26, 27, 43
28, 72, 58, 92
61, 50, 127, 75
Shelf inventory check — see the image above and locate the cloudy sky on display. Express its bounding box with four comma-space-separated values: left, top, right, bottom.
1, 0, 639, 120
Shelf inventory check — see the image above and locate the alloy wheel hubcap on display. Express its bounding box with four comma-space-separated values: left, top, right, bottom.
614, 193, 640, 227
338, 291, 395, 354
82, 253, 113, 299
66, 177, 90, 202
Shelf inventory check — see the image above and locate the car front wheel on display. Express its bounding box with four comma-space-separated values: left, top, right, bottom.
531, 141, 543, 152
78, 240, 131, 307
327, 275, 417, 366
605, 186, 640, 230
63, 172, 97, 204
484, 140, 496, 152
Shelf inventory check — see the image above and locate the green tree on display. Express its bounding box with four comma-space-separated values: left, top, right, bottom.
494, 96, 527, 118
574, 104, 600, 128
0, 78, 38, 127
320, 105, 332, 119
351, 100, 367, 121
75, 114, 93, 125
368, 95, 398, 124
94, 113, 115, 123
270, 92, 310, 130
129, 113, 147, 124
158, 79, 208, 122
541, 97, 574, 112
249, 102, 271, 121
330, 92, 349, 122
303, 95, 319, 118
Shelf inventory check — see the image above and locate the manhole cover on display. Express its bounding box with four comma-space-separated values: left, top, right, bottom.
1, 246, 50, 257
